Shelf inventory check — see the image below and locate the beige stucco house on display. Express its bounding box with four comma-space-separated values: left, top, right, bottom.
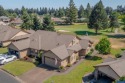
10, 18, 23, 26
0, 25, 30, 47
0, 25, 33, 47
8, 30, 93, 68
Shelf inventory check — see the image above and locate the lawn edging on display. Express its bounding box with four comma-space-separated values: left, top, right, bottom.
1, 68, 16, 77
2, 60, 36, 76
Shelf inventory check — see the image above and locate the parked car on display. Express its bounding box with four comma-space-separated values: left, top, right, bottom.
0, 54, 17, 64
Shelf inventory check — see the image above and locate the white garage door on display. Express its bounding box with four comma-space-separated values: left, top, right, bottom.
45, 57, 58, 68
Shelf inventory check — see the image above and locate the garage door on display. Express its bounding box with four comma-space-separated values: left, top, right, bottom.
45, 57, 59, 68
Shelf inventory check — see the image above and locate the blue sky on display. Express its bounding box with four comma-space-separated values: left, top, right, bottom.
0, 0, 125, 9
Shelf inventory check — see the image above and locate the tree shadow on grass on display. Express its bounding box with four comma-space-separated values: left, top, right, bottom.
106, 34, 125, 38
85, 56, 102, 61
75, 31, 102, 36
121, 48, 125, 51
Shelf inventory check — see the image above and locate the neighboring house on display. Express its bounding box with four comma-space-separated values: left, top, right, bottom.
0, 21, 6, 25
11, 18, 23, 26
8, 30, 93, 68
0, 16, 10, 23
51, 17, 65, 24
0, 25, 29, 47
94, 59, 125, 81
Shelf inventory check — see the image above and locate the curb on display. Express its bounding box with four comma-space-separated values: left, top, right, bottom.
1, 68, 15, 76
1, 69, 25, 83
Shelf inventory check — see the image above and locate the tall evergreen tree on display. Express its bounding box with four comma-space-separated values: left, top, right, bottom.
58, 8, 65, 17
122, 15, 125, 31
54, 9, 59, 17
21, 8, 32, 30
66, 0, 78, 24
86, 3, 91, 18
42, 15, 55, 31
88, 0, 108, 34
105, 7, 113, 15
109, 12, 120, 32
0, 5, 6, 16
32, 14, 42, 31
78, 5, 84, 18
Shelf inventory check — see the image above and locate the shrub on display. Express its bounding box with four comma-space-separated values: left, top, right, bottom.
95, 37, 111, 54
86, 52, 92, 56
119, 76, 125, 81
59, 66, 64, 70
67, 63, 71, 67
90, 48, 94, 52
122, 26, 125, 31
115, 54, 122, 58
86, 49, 93, 57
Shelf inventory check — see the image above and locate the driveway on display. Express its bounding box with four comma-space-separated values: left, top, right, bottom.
0, 69, 20, 83
19, 65, 57, 83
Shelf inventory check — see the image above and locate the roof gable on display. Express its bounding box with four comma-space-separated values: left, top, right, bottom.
96, 59, 125, 78
0, 25, 21, 41
51, 45, 69, 60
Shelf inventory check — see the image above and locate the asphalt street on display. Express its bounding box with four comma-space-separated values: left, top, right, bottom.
0, 69, 21, 83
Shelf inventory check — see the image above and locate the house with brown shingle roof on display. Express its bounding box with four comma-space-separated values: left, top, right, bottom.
0, 16, 10, 23
94, 59, 125, 81
0, 25, 30, 47
8, 30, 92, 68
10, 18, 23, 26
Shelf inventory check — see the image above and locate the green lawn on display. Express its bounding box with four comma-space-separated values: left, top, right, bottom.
44, 59, 102, 83
55, 23, 113, 36
0, 48, 8, 54
111, 48, 125, 57
2, 60, 36, 76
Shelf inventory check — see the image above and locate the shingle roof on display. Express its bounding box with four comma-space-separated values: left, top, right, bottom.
29, 30, 58, 50
12, 34, 31, 41
80, 36, 94, 43
0, 21, 6, 25
79, 39, 89, 49
11, 18, 23, 24
29, 30, 75, 50
95, 59, 125, 77
0, 25, 21, 41
0, 16, 9, 20
57, 34, 75, 46
11, 39, 30, 50
10, 30, 75, 51
51, 45, 69, 60
68, 49, 74, 55
26, 30, 35, 34
67, 43, 82, 51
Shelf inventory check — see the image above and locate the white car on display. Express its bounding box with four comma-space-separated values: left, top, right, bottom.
0, 54, 17, 65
